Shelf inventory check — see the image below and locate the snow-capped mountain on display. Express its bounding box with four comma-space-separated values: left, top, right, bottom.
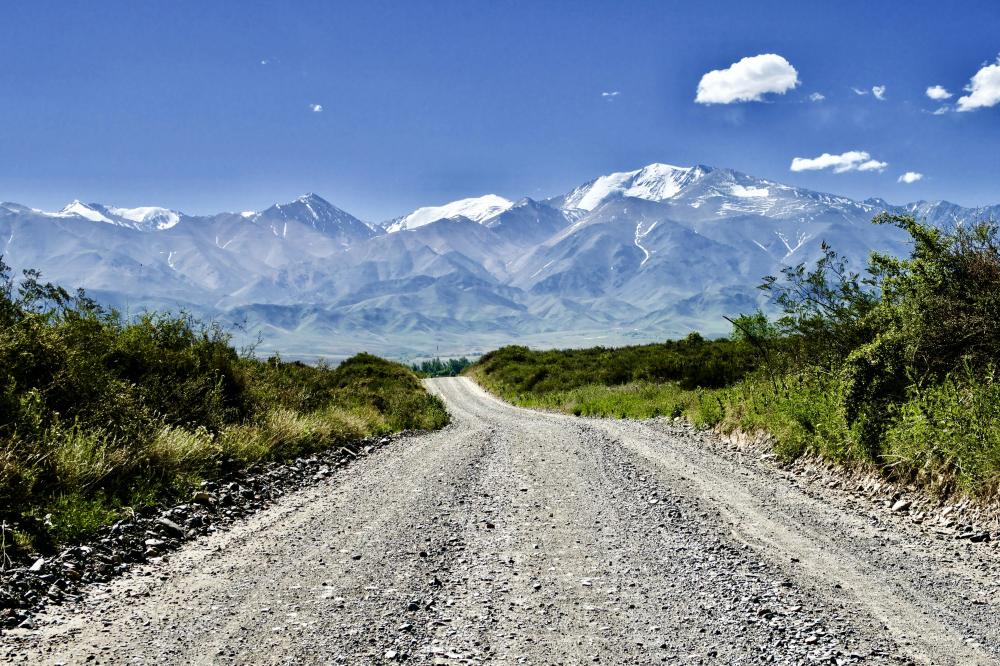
384, 194, 513, 233
252, 193, 374, 235
48, 201, 182, 231
552, 163, 712, 211
2, 164, 995, 359
246, 193, 377, 248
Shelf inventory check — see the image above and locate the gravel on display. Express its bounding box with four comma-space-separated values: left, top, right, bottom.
2, 377, 998, 665
0, 436, 402, 631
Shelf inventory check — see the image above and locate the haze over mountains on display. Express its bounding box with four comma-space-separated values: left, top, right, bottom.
2, 163, 997, 359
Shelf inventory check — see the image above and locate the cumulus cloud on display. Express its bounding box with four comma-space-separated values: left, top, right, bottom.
309, 103, 323, 113
898, 172, 923, 184
851, 87, 868, 96
601, 91, 620, 100
790, 150, 888, 174
872, 85, 887, 100
695, 54, 799, 104
808, 92, 825, 102
926, 85, 952, 100
957, 56, 1000, 111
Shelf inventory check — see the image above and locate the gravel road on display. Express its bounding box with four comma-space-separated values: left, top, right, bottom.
5, 377, 998, 665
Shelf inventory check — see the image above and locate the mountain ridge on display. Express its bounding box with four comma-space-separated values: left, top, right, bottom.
3, 164, 997, 359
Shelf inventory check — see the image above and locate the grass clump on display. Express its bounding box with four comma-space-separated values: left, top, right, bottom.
0, 259, 447, 556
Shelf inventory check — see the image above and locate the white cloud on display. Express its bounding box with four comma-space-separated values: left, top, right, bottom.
695, 53, 799, 104
957, 56, 1000, 111
932, 105, 950, 115
309, 103, 323, 113
898, 172, 923, 184
926, 85, 952, 100
858, 159, 888, 171
851, 87, 868, 96
808, 92, 825, 102
601, 91, 620, 100
790, 150, 888, 174
872, 85, 886, 100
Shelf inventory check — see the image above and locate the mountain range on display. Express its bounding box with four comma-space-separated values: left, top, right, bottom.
3, 163, 998, 360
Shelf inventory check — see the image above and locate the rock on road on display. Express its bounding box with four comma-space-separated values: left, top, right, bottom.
6, 377, 999, 665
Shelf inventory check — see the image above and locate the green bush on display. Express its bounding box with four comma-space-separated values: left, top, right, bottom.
884, 367, 1000, 496
840, 333, 908, 458
474, 334, 757, 398
411, 357, 472, 377
753, 214, 1000, 496
0, 258, 448, 554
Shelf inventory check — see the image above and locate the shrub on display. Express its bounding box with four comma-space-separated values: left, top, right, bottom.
474, 336, 757, 398
411, 357, 473, 377
754, 214, 1000, 495
0, 259, 448, 553
884, 367, 1000, 496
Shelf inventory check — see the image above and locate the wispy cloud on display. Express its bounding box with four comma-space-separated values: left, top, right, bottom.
898, 172, 923, 184
808, 92, 825, 102
309, 103, 323, 113
957, 56, 1000, 111
790, 150, 888, 174
695, 53, 799, 104
601, 91, 620, 100
926, 85, 952, 100
932, 106, 950, 115
872, 85, 887, 100
851, 87, 868, 96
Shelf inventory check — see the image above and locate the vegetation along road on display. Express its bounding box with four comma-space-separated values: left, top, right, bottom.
5, 377, 998, 665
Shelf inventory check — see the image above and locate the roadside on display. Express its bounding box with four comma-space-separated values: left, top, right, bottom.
3, 378, 996, 665
0, 434, 406, 631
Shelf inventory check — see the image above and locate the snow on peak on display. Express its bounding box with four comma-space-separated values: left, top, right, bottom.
562, 163, 709, 211
50, 200, 181, 230
107, 206, 181, 230
293, 193, 334, 221
57, 201, 114, 224
387, 194, 513, 233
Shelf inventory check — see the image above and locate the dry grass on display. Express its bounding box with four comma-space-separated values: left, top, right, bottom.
51, 426, 131, 491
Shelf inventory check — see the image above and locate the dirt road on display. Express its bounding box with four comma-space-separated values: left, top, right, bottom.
6, 377, 998, 665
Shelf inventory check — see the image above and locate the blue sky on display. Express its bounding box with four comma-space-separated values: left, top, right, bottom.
1, 0, 998, 220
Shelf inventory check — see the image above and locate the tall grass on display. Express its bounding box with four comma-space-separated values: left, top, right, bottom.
884, 368, 1000, 497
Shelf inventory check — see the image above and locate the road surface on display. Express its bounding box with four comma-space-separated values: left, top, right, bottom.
6, 377, 998, 665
